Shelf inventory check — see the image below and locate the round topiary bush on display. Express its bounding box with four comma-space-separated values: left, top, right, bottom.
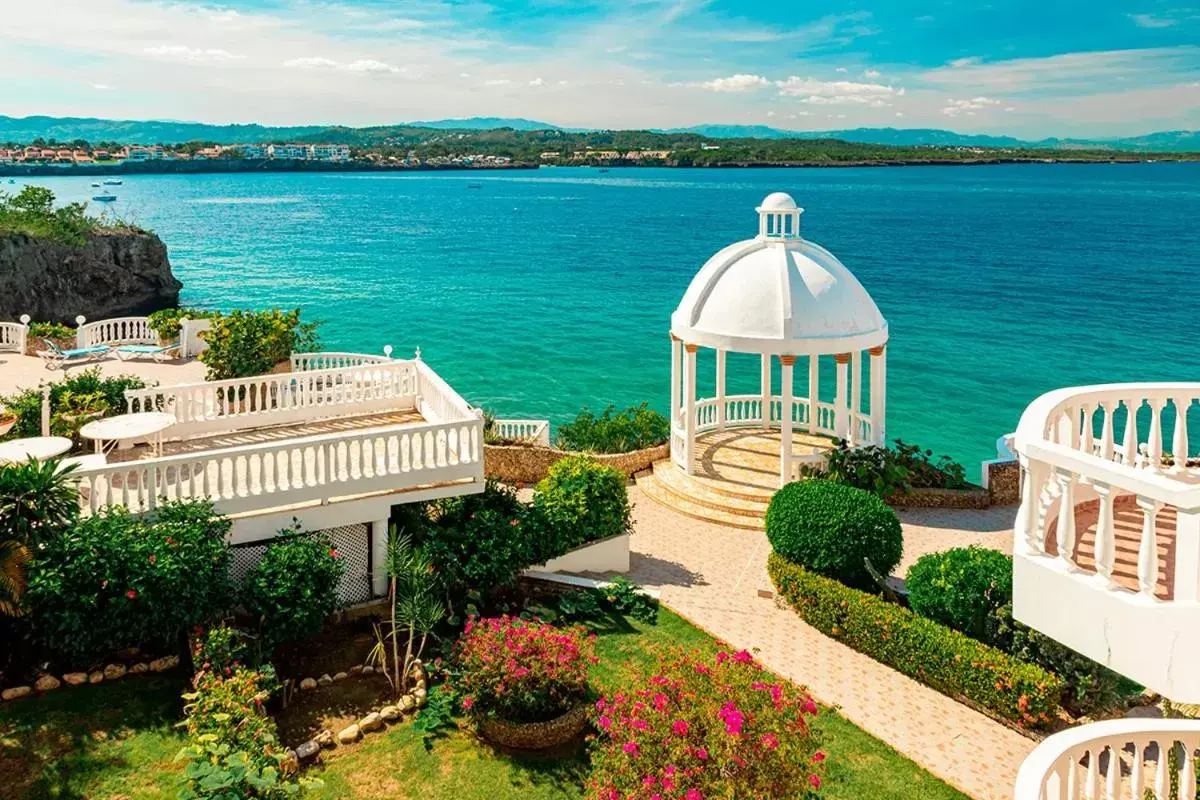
906, 547, 1013, 640
533, 455, 631, 558
765, 479, 903, 591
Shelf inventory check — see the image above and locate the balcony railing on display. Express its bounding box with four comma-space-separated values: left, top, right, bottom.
76, 315, 157, 348
290, 351, 393, 372
1013, 382, 1200, 701
1014, 718, 1200, 800
491, 419, 551, 446
0, 319, 28, 353
688, 394, 875, 445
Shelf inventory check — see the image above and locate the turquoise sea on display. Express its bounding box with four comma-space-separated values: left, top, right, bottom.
19, 163, 1200, 470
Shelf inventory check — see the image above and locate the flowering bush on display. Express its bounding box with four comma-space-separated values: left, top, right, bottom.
589, 648, 825, 800
453, 616, 595, 723
240, 530, 344, 652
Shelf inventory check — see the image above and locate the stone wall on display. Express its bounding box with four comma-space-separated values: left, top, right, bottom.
483, 443, 670, 484
885, 486, 992, 509
985, 460, 1021, 506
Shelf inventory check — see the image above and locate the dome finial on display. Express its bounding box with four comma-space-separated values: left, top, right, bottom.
756, 192, 803, 240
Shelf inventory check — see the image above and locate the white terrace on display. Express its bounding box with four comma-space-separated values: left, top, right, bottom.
71, 353, 484, 539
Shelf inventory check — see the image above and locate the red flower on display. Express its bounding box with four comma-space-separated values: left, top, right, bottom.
148, 554, 156, 564
329, 548, 339, 559
126, 589, 137, 599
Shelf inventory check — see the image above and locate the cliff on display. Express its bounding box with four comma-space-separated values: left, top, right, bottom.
0, 229, 181, 323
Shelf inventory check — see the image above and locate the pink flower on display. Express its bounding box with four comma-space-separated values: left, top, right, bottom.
811, 751, 826, 763
694, 746, 708, 761
685, 790, 703, 800
760, 733, 779, 750
672, 719, 690, 736
462, 697, 474, 710
652, 693, 668, 711
809, 774, 822, 789
732, 649, 753, 664
598, 715, 612, 730
622, 741, 639, 757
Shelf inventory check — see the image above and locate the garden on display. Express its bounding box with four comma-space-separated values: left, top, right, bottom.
0, 449, 971, 800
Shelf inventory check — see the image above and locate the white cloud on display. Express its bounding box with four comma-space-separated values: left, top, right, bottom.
484, 78, 511, 86
835, 67, 848, 73
1129, 13, 1175, 28
895, 111, 903, 117
144, 44, 243, 62
864, 69, 880, 78
528, 77, 544, 86
695, 73, 770, 92
284, 57, 402, 74
775, 76, 900, 106
947, 56, 980, 68
766, 110, 775, 117
922, 48, 1200, 93
89, 82, 113, 90
1004, 106, 1015, 112
942, 96, 1002, 116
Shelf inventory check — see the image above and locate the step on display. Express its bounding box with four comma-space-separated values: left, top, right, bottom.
652, 459, 774, 504
637, 474, 764, 531
648, 462, 769, 519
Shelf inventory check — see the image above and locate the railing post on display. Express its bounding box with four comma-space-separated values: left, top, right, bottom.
1136, 495, 1163, 598
1055, 468, 1077, 569
75, 315, 87, 349
1173, 509, 1200, 604
1093, 481, 1118, 590
1123, 398, 1141, 467
1148, 398, 1165, 469
1174, 397, 1191, 472
1018, 455, 1050, 555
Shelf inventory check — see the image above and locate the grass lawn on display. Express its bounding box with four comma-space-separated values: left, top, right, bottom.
0, 609, 969, 800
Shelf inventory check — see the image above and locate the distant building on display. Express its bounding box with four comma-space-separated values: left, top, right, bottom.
700, 144, 721, 151
308, 144, 350, 161
93, 150, 111, 161
126, 145, 165, 161
268, 144, 309, 160
0, 150, 12, 164
238, 144, 267, 159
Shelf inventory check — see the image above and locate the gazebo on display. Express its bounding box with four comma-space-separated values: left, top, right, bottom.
668, 192, 889, 491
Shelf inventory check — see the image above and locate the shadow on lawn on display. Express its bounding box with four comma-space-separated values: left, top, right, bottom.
276, 673, 395, 746
0, 676, 188, 800
480, 733, 591, 792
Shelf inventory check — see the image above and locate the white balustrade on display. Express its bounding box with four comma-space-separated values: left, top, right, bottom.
72, 417, 483, 517
125, 361, 420, 438
1013, 382, 1200, 701
491, 419, 551, 446
0, 318, 29, 353
1014, 719, 1200, 800
291, 351, 393, 372
76, 316, 156, 348
414, 359, 476, 425
677, 393, 879, 444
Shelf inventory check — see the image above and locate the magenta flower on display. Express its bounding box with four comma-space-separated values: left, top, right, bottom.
622, 741, 640, 757
672, 719, 690, 736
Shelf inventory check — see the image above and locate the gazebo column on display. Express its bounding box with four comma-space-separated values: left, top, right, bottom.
779, 355, 796, 485
849, 351, 862, 446
834, 354, 850, 442
760, 354, 771, 427
807, 355, 819, 434
869, 344, 887, 444
669, 334, 681, 434
715, 348, 727, 430
684, 344, 698, 475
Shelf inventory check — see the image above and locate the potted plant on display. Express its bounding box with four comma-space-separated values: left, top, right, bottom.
453, 616, 595, 749
51, 390, 110, 440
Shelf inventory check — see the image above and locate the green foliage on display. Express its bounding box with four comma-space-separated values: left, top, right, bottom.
178, 664, 313, 799
240, 530, 344, 652
25, 501, 232, 663
412, 684, 458, 752
148, 307, 218, 342
28, 321, 74, 343
554, 403, 670, 454
906, 547, 1013, 641
804, 439, 969, 498
533, 455, 632, 555
198, 309, 321, 380
765, 480, 903, 591
369, 530, 446, 697
768, 553, 1061, 727
0, 186, 111, 245
0, 458, 80, 546
547, 576, 658, 626
987, 602, 1122, 716
0, 367, 147, 439
0, 537, 32, 617
416, 481, 536, 597
193, 624, 250, 673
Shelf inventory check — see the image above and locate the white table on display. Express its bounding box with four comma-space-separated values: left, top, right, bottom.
79, 412, 176, 457
0, 436, 74, 464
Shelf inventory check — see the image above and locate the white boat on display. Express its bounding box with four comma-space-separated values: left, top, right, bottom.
91, 182, 101, 187
102, 178, 123, 185
92, 193, 117, 202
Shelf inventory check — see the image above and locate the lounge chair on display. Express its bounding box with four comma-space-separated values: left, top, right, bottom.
36, 339, 111, 370
115, 341, 180, 363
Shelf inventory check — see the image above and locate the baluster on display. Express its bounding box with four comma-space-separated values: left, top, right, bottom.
1148, 399, 1165, 469
1155, 738, 1169, 799
1055, 468, 1078, 569
1174, 397, 1191, 471
1093, 481, 1117, 589
1123, 399, 1141, 466
1137, 496, 1163, 598
1106, 743, 1120, 800
1130, 740, 1145, 799
1182, 744, 1197, 800
1085, 747, 1099, 798
1019, 458, 1051, 555
1099, 401, 1115, 461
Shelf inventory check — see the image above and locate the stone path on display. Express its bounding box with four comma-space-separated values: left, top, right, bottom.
0, 352, 206, 396
622, 486, 1031, 800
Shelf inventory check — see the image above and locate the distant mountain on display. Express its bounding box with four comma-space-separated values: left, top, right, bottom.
408, 117, 561, 131
0, 114, 1196, 153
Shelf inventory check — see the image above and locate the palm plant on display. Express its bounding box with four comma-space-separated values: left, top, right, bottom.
0, 538, 31, 616
366, 527, 445, 698
0, 459, 79, 546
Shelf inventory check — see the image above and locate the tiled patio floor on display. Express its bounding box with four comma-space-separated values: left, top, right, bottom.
621, 485, 1030, 800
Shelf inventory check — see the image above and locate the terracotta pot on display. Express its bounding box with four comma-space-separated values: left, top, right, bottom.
477, 703, 590, 750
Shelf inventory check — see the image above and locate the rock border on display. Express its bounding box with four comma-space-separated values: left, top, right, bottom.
884, 485, 992, 509
0, 655, 181, 702
483, 442, 669, 484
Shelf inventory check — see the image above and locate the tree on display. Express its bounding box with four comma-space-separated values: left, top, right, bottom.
368, 528, 444, 698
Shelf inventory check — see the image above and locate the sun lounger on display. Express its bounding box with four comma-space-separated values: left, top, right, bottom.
115, 341, 180, 363
36, 339, 111, 370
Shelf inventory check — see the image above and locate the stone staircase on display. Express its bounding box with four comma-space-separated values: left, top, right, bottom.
636, 460, 770, 530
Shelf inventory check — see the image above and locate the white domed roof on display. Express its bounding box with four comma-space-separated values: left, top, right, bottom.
671, 193, 887, 355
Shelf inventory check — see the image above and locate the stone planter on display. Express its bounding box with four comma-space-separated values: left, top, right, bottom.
885, 485, 991, 509
484, 443, 670, 485
477, 703, 590, 750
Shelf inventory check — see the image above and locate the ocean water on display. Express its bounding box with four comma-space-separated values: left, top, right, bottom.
18, 163, 1200, 470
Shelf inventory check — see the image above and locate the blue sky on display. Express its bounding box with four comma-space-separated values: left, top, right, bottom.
1, 0, 1197, 136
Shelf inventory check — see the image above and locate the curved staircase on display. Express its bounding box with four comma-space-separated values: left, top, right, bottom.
636, 460, 769, 530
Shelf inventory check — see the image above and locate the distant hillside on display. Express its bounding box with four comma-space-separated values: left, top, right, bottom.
1, 114, 1196, 153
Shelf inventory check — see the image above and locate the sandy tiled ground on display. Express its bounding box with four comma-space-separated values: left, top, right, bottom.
622, 485, 1032, 800
0, 352, 206, 396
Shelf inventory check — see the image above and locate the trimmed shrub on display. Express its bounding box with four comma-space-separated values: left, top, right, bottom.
240, 531, 344, 652
589, 647, 825, 799
533, 455, 632, 556
768, 552, 1061, 727
805, 439, 969, 498
453, 616, 594, 723
555, 403, 670, 454
766, 479, 902, 590
906, 547, 1013, 641
1, 367, 147, 440
25, 501, 232, 664
199, 308, 321, 380
418, 481, 535, 594
147, 307, 218, 342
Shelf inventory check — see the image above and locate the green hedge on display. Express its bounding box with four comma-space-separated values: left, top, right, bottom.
767, 552, 1061, 727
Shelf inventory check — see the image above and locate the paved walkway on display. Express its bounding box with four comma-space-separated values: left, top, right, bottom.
0, 352, 206, 396
623, 486, 1031, 800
